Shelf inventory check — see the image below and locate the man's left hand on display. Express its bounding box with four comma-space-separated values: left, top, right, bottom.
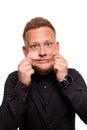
53, 54, 68, 82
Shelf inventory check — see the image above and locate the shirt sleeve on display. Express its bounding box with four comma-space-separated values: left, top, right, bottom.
59, 68, 87, 124
0, 71, 30, 130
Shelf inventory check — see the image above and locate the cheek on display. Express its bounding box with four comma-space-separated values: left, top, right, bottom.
27, 51, 39, 59
47, 47, 59, 57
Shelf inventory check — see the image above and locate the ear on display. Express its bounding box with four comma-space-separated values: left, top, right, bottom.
22, 46, 27, 57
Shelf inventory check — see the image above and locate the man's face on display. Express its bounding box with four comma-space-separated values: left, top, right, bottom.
23, 27, 59, 74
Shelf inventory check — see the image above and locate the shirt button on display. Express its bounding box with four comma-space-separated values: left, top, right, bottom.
45, 102, 48, 105
44, 85, 47, 88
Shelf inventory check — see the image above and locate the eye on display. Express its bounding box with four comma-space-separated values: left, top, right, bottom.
30, 44, 39, 49
45, 42, 53, 47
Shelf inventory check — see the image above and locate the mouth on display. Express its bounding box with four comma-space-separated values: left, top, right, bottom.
33, 59, 50, 64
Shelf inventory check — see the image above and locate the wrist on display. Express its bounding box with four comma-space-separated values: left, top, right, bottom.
59, 74, 73, 87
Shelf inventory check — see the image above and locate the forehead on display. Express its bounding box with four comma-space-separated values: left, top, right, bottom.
24, 27, 56, 43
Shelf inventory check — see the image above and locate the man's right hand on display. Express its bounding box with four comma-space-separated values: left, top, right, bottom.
18, 57, 34, 86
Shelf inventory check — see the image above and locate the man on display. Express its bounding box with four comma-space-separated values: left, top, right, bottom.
0, 17, 87, 130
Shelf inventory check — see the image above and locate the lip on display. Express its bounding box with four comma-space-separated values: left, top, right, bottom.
33, 59, 49, 63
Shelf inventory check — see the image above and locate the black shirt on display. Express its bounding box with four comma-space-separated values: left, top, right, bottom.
0, 68, 87, 130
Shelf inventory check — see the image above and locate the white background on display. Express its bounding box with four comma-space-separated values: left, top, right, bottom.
0, 0, 87, 129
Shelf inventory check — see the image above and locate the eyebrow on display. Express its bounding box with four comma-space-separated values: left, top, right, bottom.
31, 40, 54, 44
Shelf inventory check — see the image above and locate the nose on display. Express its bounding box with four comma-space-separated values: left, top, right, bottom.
39, 45, 46, 57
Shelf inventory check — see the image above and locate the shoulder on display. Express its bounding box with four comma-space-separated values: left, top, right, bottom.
8, 70, 18, 78
68, 68, 80, 75
68, 68, 83, 79
68, 68, 86, 86
5, 71, 18, 85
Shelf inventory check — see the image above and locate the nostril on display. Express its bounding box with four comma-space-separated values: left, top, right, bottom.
39, 54, 47, 57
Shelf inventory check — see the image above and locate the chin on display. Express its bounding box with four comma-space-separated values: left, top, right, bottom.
33, 65, 53, 75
